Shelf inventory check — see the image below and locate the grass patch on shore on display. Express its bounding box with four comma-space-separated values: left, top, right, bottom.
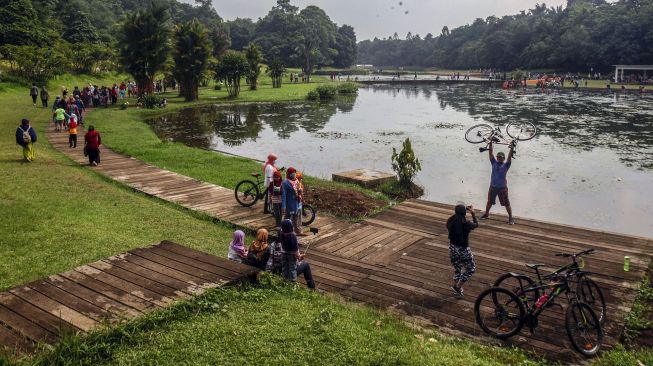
14, 276, 544, 366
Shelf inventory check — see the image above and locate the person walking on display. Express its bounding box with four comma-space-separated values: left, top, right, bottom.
40, 86, 49, 108
16, 119, 37, 162
447, 204, 478, 298
263, 153, 278, 214
30, 84, 39, 106
53, 104, 68, 132
84, 125, 102, 166
68, 114, 78, 148
480, 141, 515, 224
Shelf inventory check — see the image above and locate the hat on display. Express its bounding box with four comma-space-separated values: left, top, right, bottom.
287, 167, 296, 174
497, 152, 505, 158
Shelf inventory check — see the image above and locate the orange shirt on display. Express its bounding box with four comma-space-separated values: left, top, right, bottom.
69, 120, 78, 134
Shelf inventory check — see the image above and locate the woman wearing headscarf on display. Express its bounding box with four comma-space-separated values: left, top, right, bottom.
280, 219, 315, 289
227, 230, 248, 263
245, 228, 270, 270
269, 170, 283, 227
446, 204, 478, 298
281, 167, 306, 236
262, 153, 278, 214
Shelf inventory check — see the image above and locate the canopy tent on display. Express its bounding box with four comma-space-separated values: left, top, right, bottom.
613, 65, 653, 83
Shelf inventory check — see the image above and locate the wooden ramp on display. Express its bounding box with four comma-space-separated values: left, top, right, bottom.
46, 127, 653, 362
0, 241, 258, 356
47, 127, 348, 245
304, 199, 653, 362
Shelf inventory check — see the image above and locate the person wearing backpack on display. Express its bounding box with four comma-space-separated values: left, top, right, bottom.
30, 84, 38, 106
16, 119, 37, 162
68, 114, 78, 148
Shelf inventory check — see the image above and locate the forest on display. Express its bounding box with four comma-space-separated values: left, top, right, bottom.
0, 0, 357, 81
357, 0, 653, 71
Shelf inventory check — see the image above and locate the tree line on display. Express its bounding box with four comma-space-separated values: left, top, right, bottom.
0, 0, 357, 86
357, 0, 653, 72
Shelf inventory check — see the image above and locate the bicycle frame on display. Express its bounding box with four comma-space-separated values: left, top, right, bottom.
478, 127, 517, 154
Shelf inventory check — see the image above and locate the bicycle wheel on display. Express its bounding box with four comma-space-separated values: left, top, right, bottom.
301, 204, 316, 226
493, 273, 540, 309
576, 277, 606, 325
465, 124, 494, 144
474, 287, 526, 339
234, 180, 260, 207
565, 302, 603, 357
506, 122, 537, 141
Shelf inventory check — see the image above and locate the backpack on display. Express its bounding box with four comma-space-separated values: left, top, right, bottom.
266, 240, 283, 273
20, 127, 32, 144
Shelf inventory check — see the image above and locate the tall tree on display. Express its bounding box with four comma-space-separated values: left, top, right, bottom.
213, 50, 249, 97
266, 59, 286, 88
59, 0, 100, 44
245, 43, 263, 90
297, 5, 337, 80
253, 0, 303, 66
118, 1, 171, 96
227, 18, 255, 50
0, 0, 49, 46
333, 24, 357, 68
173, 20, 212, 101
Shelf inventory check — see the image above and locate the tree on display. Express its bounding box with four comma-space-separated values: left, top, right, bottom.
227, 18, 255, 50
245, 43, 263, 90
266, 59, 286, 88
118, 1, 171, 96
333, 25, 357, 68
173, 20, 212, 101
253, 0, 303, 66
0, 0, 49, 46
59, 0, 100, 44
1, 44, 66, 82
213, 51, 249, 97
297, 5, 337, 80
391, 138, 421, 189
211, 27, 231, 58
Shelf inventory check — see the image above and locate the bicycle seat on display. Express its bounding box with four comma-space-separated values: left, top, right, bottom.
526, 263, 545, 269
250, 173, 261, 178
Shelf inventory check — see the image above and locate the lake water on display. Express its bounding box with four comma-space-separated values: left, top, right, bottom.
146, 84, 653, 237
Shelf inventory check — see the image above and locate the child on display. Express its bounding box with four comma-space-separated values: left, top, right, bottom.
269, 171, 283, 227
227, 230, 248, 263
53, 106, 68, 132
68, 114, 78, 148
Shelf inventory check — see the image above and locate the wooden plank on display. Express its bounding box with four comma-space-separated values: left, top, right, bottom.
9, 286, 97, 332
26, 280, 116, 323
0, 304, 56, 344
98, 259, 201, 296
157, 241, 259, 276
0, 293, 75, 337
0, 325, 34, 354
129, 249, 232, 286
46, 275, 141, 319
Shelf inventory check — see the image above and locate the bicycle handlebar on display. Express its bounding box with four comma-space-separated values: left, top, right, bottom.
554, 249, 596, 258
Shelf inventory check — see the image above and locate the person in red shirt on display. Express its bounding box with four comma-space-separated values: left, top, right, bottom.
68, 114, 78, 148
84, 125, 102, 166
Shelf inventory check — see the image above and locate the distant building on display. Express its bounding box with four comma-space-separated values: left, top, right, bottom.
613, 65, 653, 83
356, 64, 375, 69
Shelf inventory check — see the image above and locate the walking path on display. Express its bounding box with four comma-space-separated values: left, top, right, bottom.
43, 126, 653, 362
0, 241, 258, 356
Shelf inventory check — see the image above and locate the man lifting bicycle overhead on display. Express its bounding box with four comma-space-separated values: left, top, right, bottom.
480, 140, 515, 225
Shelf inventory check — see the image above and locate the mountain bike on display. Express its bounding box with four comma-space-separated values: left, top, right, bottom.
234, 172, 317, 226
465, 122, 537, 157
474, 262, 603, 357
492, 248, 605, 325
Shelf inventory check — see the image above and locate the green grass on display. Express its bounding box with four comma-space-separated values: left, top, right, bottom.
16, 277, 545, 366
0, 76, 244, 290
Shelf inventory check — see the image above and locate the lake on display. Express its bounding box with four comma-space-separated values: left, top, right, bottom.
146, 84, 653, 237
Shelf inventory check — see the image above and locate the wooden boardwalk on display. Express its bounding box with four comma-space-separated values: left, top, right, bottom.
46, 127, 653, 362
0, 241, 258, 356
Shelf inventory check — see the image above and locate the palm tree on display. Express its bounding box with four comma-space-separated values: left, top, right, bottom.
245, 43, 262, 90
173, 20, 212, 101
118, 1, 171, 96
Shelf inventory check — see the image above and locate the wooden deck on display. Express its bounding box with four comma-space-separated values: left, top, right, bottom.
46, 126, 653, 362
0, 241, 258, 356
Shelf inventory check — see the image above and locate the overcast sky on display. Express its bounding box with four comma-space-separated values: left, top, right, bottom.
207, 0, 569, 41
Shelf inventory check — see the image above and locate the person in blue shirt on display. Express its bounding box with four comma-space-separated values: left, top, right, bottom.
16, 119, 37, 162
480, 141, 515, 224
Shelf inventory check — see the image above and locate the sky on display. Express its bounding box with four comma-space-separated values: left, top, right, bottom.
207, 0, 569, 41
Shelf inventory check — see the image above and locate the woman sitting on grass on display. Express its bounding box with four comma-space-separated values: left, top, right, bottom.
227, 230, 248, 263
245, 228, 270, 270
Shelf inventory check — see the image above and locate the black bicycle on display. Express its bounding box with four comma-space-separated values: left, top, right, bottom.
474, 262, 603, 357
234, 173, 317, 226
465, 122, 537, 156
493, 249, 606, 325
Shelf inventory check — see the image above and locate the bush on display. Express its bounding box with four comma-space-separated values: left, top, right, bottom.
391, 137, 422, 188
214, 83, 222, 90
336, 82, 359, 94
137, 95, 163, 109
306, 90, 319, 101
306, 84, 338, 100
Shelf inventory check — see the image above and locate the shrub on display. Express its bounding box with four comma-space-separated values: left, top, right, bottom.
391, 137, 422, 188
336, 82, 359, 94
137, 95, 163, 109
306, 90, 319, 101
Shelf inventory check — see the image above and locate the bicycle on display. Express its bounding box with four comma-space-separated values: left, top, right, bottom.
474, 262, 603, 357
465, 122, 537, 156
234, 172, 317, 226
493, 249, 606, 325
